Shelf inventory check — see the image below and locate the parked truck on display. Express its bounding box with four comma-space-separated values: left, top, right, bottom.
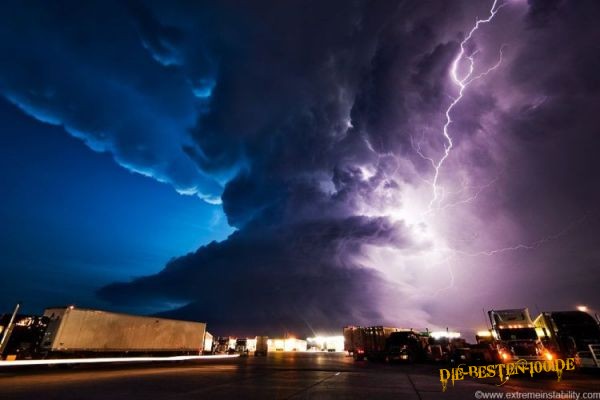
534, 311, 600, 368
235, 338, 249, 356
343, 326, 424, 362
0, 314, 49, 360
489, 308, 550, 363
344, 326, 365, 360
39, 306, 207, 357
214, 337, 232, 354
422, 331, 468, 363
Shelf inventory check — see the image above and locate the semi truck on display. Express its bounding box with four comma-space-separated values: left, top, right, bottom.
0, 314, 49, 360
235, 338, 249, 356
343, 326, 424, 362
39, 306, 207, 357
422, 331, 468, 363
533, 311, 600, 368
488, 308, 550, 363
214, 337, 233, 354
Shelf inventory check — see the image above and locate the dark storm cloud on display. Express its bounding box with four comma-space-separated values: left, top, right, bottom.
3, 0, 599, 333
99, 215, 412, 335
486, 0, 600, 302
0, 0, 222, 202
482, 0, 600, 230
104, 0, 600, 329
95, 0, 422, 334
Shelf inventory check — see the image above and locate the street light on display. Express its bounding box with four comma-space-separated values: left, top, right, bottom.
577, 305, 588, 313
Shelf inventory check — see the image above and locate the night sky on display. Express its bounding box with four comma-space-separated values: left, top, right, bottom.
1, 0, 599, 337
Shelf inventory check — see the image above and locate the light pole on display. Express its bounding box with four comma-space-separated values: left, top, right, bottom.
0, 302, 21, 359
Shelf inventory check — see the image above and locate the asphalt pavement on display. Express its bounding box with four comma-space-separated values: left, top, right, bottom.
0, 352, 598, 399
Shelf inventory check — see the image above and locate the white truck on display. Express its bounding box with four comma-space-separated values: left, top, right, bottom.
489, 308, 550, 363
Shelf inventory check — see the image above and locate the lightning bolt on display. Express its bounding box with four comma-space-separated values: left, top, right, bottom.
445, 213, 593, 257
435, 177, 499, 212
399, 2, 592, 298
426, 0, 506, 210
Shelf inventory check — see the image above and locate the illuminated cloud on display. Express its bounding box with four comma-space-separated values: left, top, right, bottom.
2, 0, 599, 334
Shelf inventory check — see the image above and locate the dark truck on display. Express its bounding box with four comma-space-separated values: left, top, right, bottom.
214, 337, 232, 354
469, 330, 500, 364
343, 326, 424, 362
534, 311, 600, 368
423, 332, 469, 364
235, 338, 249, 356
489, 308, 550, 363
0, 314, 49, 360
386, 331, 425, 362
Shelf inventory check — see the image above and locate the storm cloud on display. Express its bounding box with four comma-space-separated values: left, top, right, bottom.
2, 0, 599, 335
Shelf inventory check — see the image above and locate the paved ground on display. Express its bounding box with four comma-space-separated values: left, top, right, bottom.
0, 352, 598, 399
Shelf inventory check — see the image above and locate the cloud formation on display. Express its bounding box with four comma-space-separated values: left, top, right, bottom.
0, 1, 222, 202
2, 0, 599, 335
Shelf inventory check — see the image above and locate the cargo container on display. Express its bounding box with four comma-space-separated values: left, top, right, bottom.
246, 337, 257, 353
255, 336, 268, 356
40, 306, 206, 357
534, 311, 600, 368
203, 331, 214, 354
343, 326, 365, 360
344, 326, 422, 362
267, 338, 306, 352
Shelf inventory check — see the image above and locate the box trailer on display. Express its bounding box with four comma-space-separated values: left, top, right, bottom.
203, 331, 214, 354
40, 306, 206, 356
255, 336, 268, 356
343, 326, 365, 360
344, 326, 421, 362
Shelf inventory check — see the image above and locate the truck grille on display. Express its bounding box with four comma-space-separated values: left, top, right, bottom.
512, 344, 537, 357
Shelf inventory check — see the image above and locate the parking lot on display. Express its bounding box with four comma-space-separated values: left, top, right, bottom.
1, 352, 599, 399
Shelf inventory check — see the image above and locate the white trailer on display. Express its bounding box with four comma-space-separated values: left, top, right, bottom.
203, 331, 214, 354
40, 307, 206, 356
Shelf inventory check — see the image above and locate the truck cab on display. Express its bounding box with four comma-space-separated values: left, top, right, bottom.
489, 308, 550, 362
214, 337, 231, 354
534, 311, 600, 368
385, 331, 423, 362
235, 338, 249, 356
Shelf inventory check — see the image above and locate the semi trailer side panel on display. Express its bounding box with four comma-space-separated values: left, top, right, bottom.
41, 307, 206, 353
